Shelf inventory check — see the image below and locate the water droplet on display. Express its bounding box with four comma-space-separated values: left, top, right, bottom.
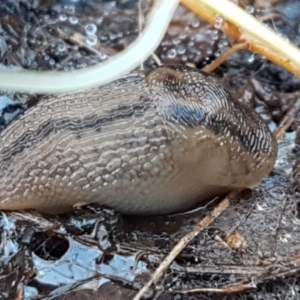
167, 48, 177, 59
85, 23, 97, 35
100, 36, 108, 42
211, 30, 219, 41
245, 6, 254, 14
86, 35, 97, 46
187, 41, 194, 47
191, 20, 200, 28
58, 43, 66, 52
279, 234, 288, 243
217, 40, 228, 51
99, 53, 108, 60
172, 38, 180, 45
248, 54, 255, 63
69, 16, 78, 24
292, 218, 300, 225
108, 33, 117, 41
59, 14, 67, 22
177, 44, 186, 55
256, 202, 267, 211
64, 5, 75, 13
96, 17, 103, 25
161, 40, 170, 47
49, 59, 55, 66
278, 33, 289, 42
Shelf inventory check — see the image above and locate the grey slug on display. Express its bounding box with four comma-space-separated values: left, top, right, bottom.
0, 66, 277, 215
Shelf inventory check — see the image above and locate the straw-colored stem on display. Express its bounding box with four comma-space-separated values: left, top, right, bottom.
181, 0, 300, 77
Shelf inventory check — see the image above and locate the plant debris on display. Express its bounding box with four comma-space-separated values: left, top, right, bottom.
0, 0, 300, 299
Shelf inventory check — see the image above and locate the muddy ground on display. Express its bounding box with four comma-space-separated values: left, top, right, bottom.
0, 0, 300, 299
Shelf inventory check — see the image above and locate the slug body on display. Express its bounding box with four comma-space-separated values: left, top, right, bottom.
0, 66, 277, 215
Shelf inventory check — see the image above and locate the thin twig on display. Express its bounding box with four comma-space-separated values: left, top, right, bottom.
174, 282, 257, 294
185, 264, 265, 276
173, 260, 300, 296
56, 28, 117, 56
274, 99, 300, 140
202, 42, 248, 73
133, 190, 241, 300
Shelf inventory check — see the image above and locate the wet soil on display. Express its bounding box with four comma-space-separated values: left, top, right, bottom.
0, 0, 300, 299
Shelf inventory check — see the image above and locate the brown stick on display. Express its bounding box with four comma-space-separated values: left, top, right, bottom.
274, 99, 300, 140
133, 190, 241, 300
202, 42, 248, 73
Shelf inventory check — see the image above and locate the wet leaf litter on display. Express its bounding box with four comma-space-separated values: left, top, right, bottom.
0, 0, 300, 299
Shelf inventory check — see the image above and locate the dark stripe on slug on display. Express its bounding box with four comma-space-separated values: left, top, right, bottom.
0, 65, 275, 175
163, 104, 206, 128
0, 100, 154, 172
160, 93, 272, 154
208, 112, 272, 154
204, 94, 274, 154
148, 65, 274, 155
164, 103, 272, 154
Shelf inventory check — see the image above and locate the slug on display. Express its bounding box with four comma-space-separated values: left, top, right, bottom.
0, 66, 277, 215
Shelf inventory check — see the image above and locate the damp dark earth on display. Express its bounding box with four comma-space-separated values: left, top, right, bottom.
0, 0, 300, 299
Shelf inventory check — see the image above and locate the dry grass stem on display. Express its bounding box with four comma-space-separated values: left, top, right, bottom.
181, 0, 300, 77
